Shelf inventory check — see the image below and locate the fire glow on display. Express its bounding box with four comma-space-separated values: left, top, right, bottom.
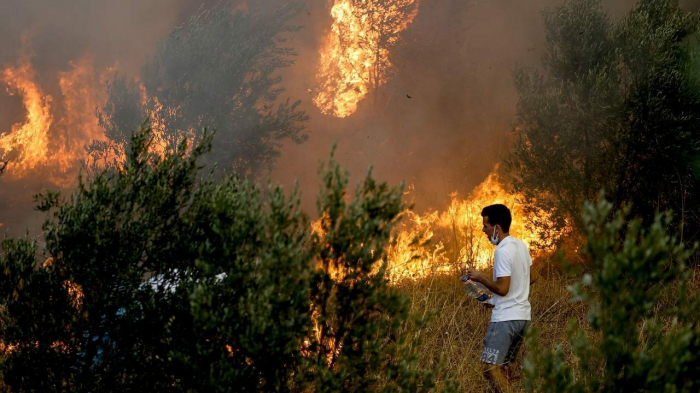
314, 168, 558, 284
0, 54, 53, 176
0, 52, 107, 182
314, 0, 418, 118
384, 168, 556, 283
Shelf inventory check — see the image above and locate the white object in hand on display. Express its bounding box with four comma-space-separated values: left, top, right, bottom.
461, 272, 493, 303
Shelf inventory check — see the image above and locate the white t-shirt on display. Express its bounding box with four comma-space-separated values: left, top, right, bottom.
491, 236, 532, 322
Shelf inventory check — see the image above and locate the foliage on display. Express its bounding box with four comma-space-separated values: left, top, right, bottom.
90, 1, 309, 176
0, 126, 449, 392
302, 147, 451, 392
507, 0, 700, 242
524, 195, 700, 392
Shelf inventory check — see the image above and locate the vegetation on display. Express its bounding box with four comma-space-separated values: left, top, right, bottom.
523, 197, 700, 392
2, 1, 700, 392
0, 126, 449, 392
401, 3, 700, 390
394, 267, 576, 392
90, 1, 309, 176
508, 0, 700, 242
313, 0, 420, 118
394, 197, 700, 392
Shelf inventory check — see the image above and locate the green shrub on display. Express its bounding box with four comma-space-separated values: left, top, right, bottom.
525, 195, 700, 392
0, 125, 450, 392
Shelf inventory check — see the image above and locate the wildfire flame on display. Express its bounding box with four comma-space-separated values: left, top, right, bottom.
315, 0, 418, 117
385, 167, 558, 282
0, 46, 194, 181
55, 54, 109, 175
314, 167, 560, 284
0, 54, 53, 176
0, 50, 109, 182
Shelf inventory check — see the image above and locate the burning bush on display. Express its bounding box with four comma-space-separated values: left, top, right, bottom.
384, 169, 564, 283
0, 126, 452, 392
92, 1, 309, 176
314, 0, 419, 117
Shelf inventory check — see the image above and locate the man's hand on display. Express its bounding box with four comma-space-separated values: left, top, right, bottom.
466, 269, 511, 297
466, 269, 488, 284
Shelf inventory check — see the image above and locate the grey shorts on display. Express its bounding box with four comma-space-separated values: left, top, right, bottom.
480, 320, 530, 366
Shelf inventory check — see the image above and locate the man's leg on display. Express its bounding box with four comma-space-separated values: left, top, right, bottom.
502, 320, 530, 382
481, 321, 527, 393
483, 363, 510, 393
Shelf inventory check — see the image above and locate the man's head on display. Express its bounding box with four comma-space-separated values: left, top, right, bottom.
481, 204, 512, 242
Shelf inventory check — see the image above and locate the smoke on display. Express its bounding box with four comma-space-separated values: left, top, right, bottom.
271, 0, 699, 214
0, 0, 698, 235
272, 0, 568, 212
0, 0, 223, 236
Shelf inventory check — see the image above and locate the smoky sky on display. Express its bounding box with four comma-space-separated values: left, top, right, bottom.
1, 0, 699, 235
0, 0, 223, 235
273, 0, 700, 212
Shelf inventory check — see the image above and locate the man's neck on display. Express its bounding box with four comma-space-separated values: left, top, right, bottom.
497, 232, 510, 244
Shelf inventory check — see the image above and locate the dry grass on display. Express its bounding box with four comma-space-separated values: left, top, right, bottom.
397, 264, 590, 392
398, 258, 700, 392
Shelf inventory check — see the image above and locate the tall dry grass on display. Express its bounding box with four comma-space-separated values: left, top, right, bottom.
397, 258, 700, 392
396, 264, 590, 392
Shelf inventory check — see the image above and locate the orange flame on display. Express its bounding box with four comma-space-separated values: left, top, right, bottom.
0, 50, 113, 182
0, 45, 177, 180
385, 167, 559, 282
55, 54, 109, 176
313, 167, 561, 284
0, 54, 53, 177
315, 0, 418, 117
307, 168, 558, 362
144, 92, 178, 159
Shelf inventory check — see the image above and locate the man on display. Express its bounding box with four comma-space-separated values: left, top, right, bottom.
467, 204, 538, 393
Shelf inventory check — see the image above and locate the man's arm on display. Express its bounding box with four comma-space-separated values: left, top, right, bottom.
467, 270, 510, 297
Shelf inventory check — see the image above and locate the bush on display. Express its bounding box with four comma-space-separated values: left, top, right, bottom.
524, 195, 700, 392
0, 125, 450, 392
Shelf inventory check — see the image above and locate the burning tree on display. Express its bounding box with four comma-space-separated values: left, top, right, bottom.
92, 1, 309, 176
314, 0, 419, 117
507, 0, 700, 239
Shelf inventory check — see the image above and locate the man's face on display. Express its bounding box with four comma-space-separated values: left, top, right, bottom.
482, 216, 498, 239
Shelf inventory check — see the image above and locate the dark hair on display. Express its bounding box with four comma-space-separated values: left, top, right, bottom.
481, 204, 512, 232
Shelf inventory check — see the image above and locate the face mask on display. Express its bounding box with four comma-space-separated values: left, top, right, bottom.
490, 227, 499, 246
